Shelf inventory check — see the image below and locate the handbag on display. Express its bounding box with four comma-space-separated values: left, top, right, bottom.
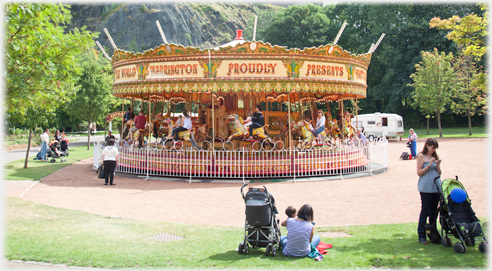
96, 165, 106, 179
406, 141, 413, 148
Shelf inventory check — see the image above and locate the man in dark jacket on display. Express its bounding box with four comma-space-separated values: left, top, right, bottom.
246, 105, 265, 141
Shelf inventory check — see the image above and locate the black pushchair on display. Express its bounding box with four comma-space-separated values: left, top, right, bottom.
238, 184, 281, 256
436, 176, 488, 254
48, 142, 69, 162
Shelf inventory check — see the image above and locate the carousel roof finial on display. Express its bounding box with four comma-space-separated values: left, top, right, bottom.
253, 16, 258, 41
370, 33, 385, 53
332, 21, 347, 45
367, 43, 375, 54
156, 20, 168, 44
95, 40, 111, 60
103, 28, 117, 50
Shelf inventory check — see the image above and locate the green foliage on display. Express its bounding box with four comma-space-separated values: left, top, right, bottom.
5, 3, 97, 122
449, 53, 488, 135
63, 50, 115, 147
243, 5, 284, 42
140, 4, 148, 13
264, 4, 330, 48
430, 4, 488, 58
408, 48, 456, 137
320, 3, 480, 120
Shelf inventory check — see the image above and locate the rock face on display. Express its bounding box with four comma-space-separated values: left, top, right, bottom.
69, 3, 273, 57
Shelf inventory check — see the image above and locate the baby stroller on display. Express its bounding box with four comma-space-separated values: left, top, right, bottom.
436, 176, 488, 254
238, 184, 281, 256
60, 138, 69, 151
47, 142, 69, 162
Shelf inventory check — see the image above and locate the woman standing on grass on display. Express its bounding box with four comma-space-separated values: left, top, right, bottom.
280, 204, 320, 257
416, 138, 441, 244
102, 138, 119, 186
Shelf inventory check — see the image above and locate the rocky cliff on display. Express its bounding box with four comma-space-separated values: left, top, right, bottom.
69, 3, 282, 57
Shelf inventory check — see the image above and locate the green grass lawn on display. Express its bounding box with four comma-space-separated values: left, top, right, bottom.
4, 146, 95, 181
5, 197, 487, 269
404, 127, 488, 139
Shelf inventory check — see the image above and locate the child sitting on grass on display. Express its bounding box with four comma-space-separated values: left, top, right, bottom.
285, 206, 297, 219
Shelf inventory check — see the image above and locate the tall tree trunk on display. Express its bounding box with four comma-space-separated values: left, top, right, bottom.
437, 109, 443, 138
24, 129, 32, 168
468, 113, 472, 135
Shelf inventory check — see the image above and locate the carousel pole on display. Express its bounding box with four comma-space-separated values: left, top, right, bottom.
121, 98, 125, 140
212, 93, 215, 152
208, 49, 215, 153
355, 98, 359, 132
341, 99, 344, 143
148, 99, 152, 146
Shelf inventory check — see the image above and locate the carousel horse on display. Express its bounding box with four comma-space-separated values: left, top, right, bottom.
290, 120, 331, 148
326, 118, 341, 139
192, 123, 211, 143
226, 114, 272, 144
343, 119, 356, 139
162, 118, 198, 148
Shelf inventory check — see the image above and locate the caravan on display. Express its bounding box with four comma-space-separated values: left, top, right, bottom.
351, 112, 404, 140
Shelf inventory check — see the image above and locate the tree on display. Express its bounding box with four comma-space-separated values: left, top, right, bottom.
430, 4, 488, 133
322, 3, 481, 126
65, 50, 115, 150
408, 48, 456, 137
450, 52, 487, 135
429, 4, 488, 58
264, 4, 331, 48
5, 3, 96, 167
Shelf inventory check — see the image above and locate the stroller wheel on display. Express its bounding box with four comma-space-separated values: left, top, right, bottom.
453, 243, 466, 254
441, 237, 451, 247
243, 244, 249, 254
265, 244, 271, 256
479, 242, 488, 253
272, 245, 278, 257
238, 242, 244, 254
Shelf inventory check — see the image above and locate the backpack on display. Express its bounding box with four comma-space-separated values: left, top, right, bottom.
400, 152, 409, 160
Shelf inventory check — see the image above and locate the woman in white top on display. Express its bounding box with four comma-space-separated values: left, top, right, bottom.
102, 138, 119, 186
314, 110, 326, 139
171, 109, 193, 141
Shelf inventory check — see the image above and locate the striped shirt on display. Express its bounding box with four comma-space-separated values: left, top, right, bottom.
282, 218, 313, 257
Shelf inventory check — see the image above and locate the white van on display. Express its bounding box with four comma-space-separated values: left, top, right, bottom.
351, 112, 404, 140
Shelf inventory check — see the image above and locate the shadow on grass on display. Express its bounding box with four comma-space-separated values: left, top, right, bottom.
208, 249, 293, 262
332, 236, 486, 268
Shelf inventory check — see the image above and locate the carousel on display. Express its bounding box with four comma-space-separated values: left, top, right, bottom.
98, 23, 387, 180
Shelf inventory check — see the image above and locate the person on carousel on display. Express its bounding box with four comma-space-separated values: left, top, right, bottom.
243, 109, 254, 131
129, 110, 146, 141
246, 104, 265, 141
171, 109, 192, 141
314, 110, 326, 141
124, 107, 135, 124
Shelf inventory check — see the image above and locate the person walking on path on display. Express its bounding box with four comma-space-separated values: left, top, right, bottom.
40, 129, 50, 161
408, 128, 418, 159
102, 138, 119, 186
416, 138, 442, 244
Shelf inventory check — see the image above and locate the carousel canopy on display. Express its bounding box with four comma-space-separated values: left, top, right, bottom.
110, 31, 372, 102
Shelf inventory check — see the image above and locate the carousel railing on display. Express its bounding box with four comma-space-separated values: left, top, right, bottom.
94, 137, 388, 182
